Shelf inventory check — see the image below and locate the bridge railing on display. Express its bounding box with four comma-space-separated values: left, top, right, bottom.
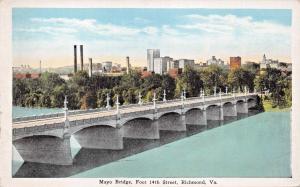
13, 93, 256, 123
13, 112, 65, 122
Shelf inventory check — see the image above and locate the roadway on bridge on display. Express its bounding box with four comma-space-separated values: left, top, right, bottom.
13, 93, 252, 129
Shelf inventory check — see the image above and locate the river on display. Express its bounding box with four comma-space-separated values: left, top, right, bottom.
12, 107, 291, 178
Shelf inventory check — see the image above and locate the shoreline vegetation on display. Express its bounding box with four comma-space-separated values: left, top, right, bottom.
13, 65, 291, 111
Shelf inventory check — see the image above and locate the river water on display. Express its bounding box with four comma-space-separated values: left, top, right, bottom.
12, 107, 291, 178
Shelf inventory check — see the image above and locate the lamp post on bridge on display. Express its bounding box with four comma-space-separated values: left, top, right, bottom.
153, 91, 157, 110
63, 95, 70, 134
63, 95, 69, 121
244, 86, 247, 96
233, 88, 236, 100
214, 86, 217, 97
219, 88, 222, 101
163, 89, 167, 103
106, 93, 111, 110
225, 86, 228, 95
138, 92, 142, 105
116, 94, 120, 118
181, 91, 185, 108
200, 88, 205, 97
183, 89, 186, 100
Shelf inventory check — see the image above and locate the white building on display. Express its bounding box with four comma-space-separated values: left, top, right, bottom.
178, 59, 195, 69
260, 54, 280, 69
102, 61, 113, 72
206, 56, 224, 66
153, 56, 174, 75
147, 49, 160, 72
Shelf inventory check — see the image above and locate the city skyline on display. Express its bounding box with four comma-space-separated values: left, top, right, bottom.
13, 8, 291, 68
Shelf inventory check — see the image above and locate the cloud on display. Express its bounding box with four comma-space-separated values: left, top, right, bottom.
29, 17, 155, 37
14, 14, 291, 68
180, 14, 290, 36
17, 27, 78, 35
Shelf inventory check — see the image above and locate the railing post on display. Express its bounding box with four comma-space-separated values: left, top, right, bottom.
63, 95, 70, 134
181, 91, 185, 108
214, 86, 217, 97
163, 89, 167, 103
138, 92, 142, 105
106, 93, 111, 110
153, 91, 157, 111
116, 94, 120, 119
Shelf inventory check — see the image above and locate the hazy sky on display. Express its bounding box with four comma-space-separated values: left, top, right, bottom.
13, 8, 291, 68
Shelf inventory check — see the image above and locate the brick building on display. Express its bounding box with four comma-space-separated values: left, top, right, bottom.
230, 56, 241, 70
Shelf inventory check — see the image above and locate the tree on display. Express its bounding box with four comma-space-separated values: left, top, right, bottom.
161, 75, 176, 100
81, 91, 97, 109
228, 67, 255, 92
179, 65, 203, 97
201, 65, 227, 95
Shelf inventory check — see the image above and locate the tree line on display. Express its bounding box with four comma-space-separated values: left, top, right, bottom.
13, 64, 292, 110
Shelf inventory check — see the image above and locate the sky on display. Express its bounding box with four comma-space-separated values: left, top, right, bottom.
13, 8, 292, 68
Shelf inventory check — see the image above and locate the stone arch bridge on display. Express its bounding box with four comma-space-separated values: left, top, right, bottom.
13, 93, 258, 165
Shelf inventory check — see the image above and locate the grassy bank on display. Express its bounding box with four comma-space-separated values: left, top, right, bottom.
263, 100, 291, 112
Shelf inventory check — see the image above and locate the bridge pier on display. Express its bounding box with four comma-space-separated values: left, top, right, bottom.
220, 105, 224, 121
159, 113, 186, 131
73, 126, 123, 150
13, 133, 73, 165
206, 106, 222, 121
223, 103, 238, 117
123, 118, 159, 139
186, 109, 207, 125
236, 101, 248, 113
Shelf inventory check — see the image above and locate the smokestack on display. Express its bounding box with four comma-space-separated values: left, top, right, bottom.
89, 58, 93, 77
74, 45, 77, 73
126, 56, 130, 74
80, 45, 84, 71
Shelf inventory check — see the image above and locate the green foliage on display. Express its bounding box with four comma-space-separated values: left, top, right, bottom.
13, 65, 292, 110
228, 67, 255, 92
200, 65, 227, 95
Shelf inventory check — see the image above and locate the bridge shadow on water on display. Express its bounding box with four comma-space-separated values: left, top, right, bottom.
13, 109, 260, 178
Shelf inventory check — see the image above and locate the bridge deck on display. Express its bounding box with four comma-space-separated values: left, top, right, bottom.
13, 93, 257, 129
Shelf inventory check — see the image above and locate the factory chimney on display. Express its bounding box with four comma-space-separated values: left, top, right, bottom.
74, 45, 77, 73
89, 58, 93, 77
80, 45, 84, 71
126, 56, 131, 74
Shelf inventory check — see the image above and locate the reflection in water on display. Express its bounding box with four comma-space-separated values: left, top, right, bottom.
13, 109, 259, 178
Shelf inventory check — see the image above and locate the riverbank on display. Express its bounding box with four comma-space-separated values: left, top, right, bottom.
263, 100, 291, 112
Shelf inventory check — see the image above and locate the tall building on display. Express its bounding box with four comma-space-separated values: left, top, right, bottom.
153, 56, 173, 75
230, 56, 241, 70
147, 49, 160, 72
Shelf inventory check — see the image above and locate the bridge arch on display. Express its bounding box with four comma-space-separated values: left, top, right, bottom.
119, 116, 153, 126
157, 111, 181, 119
223, 101, 234, 107
186, 108, 206, 125
158, 111, 186, 131
206, 104, 221, 120
247, 97, 257, 108
122, 117, 159, 139
13, 135, 74, 165
70, 122, 116, 135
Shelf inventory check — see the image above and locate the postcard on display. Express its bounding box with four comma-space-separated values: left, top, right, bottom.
0, 0, 300, 186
